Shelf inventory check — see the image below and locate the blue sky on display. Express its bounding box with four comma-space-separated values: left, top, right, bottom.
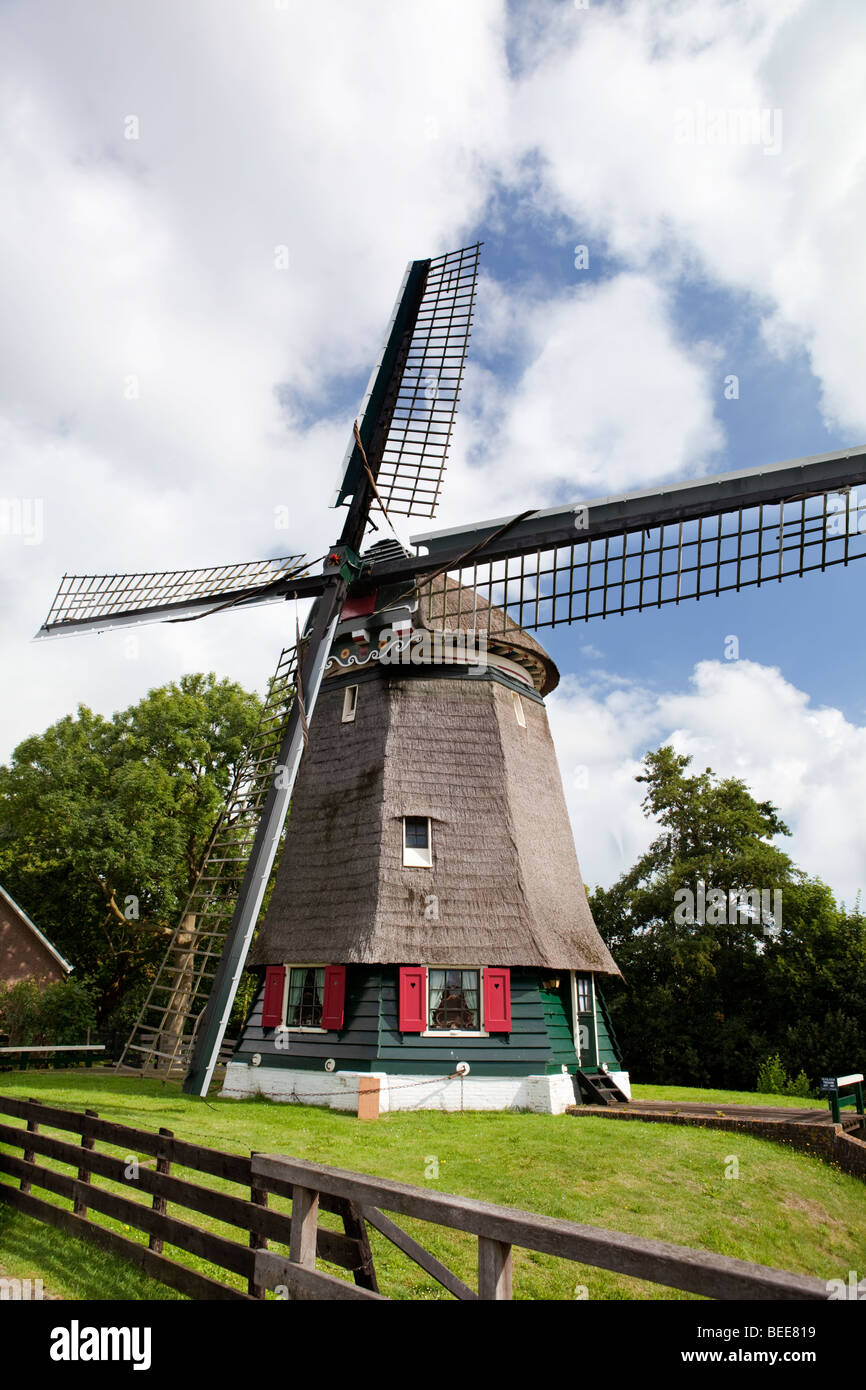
0, 0, 863, 904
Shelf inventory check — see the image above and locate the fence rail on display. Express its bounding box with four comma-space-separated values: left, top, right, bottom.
0, 1095, 829, 1301
0, 1095, 375, 1300
251, 1152, 827, 1302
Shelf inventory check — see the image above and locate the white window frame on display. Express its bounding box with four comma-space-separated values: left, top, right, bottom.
571, 970, 596, 1063
574, 971, 593, 1016
513, 691, 526, 727
282, 963, 328, 1033
402, 815, 432, 868
342, 686, 358, 723
421, 965, 488, 1038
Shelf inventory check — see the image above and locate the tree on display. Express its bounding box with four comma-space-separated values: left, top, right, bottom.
0, 674, 262, 1021
591, 746, 812, 1089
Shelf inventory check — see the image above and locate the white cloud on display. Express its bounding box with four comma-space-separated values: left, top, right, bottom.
510, 0, 866, 435
0, 0, 510, 753
425, 270, 725, 537
548, 658, 866, 908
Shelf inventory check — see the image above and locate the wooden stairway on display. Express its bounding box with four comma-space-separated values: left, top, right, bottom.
576, 1069, 630, 1107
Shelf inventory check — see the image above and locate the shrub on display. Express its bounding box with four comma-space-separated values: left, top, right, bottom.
786, 1069, 814, 1098
756, 1052, 789, 1095
756, 1052, 815, 1098
0, 978, 97, 1046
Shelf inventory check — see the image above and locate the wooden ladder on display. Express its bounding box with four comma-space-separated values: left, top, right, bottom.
116, 647, 298, 1077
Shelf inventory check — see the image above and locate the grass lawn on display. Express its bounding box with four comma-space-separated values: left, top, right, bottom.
0, 1069, 861, 1301
631, 1083, 826, 1109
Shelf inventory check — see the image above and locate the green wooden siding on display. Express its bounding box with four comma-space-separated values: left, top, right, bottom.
235, 966, 584, 1077
539, 981, 580, 1074
594, 984, 622, 1070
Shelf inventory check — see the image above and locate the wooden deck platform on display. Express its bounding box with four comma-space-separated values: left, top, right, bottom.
576, 1098, 856, 1127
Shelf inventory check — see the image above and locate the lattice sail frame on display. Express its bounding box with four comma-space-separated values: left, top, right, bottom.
40, 555, 310, 634
419, 488, 866, 635
118, 645, 298, 1075
373, 243, 480, 519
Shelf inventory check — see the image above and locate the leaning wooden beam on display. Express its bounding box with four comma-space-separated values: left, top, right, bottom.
362, 1205, 476, 1301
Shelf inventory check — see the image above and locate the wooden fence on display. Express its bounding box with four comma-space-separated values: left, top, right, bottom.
0, 1094, 376, 1300
0, 1095, 828, 1301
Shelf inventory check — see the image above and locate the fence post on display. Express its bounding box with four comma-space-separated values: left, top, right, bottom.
290, 1185, 320, 1270
73, 1109, 98, 1217
249, 1152, 269, 1299
149, 1127, 173, 1253
478, 1236, 513, 1300
20, 1098, 40, 1194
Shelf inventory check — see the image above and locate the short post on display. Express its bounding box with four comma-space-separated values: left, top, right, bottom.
20, 1098, 40, 1194
357, 1076, 380, 1121
478, 1236, 513, 1300
149, 1127, 173, 1253
249, 1153, 269, 1299
73, 1110, 98, 1217
290, 1185, 320, 1270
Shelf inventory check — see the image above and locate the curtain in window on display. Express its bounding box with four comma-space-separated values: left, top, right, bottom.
287, 967, 325, 1027
428, 969, 479, 1029
429, 970, 446, 1019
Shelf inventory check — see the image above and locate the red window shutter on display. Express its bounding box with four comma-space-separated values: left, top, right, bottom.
341, 591, 377, 621
399, 966, 426, 1032
484, 968, 511, 1032
321, 965, 346, 1031
261, 966, 286, 1027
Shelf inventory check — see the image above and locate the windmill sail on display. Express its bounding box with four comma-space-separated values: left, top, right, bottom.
117, 644, 299, 1075
36, 554, 315, 639
405, 446, 866, 636
333, 242, 481, 520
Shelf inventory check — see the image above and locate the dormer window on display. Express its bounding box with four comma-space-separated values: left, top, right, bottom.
403, 816, 432, 868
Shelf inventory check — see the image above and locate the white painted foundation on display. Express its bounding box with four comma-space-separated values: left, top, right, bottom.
221, 1062, 578, 1114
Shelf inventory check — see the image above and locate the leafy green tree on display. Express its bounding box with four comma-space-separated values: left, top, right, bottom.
592, 746, 803, 1088
0, 674, 262, 1020
762, 883, 866, 1080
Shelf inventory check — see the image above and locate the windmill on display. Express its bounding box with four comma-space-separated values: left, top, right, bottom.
37, 242, 866, 1110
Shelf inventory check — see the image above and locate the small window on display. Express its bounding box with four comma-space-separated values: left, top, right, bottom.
513, 691, 526, 727
428, 969, 480, 1031
403, 816, 432, 867
342, 686, 358, 723
576, 974, 592, 1014
285, 966, 326, 1029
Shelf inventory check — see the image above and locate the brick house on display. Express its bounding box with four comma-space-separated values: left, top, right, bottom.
0, 885, 72, 987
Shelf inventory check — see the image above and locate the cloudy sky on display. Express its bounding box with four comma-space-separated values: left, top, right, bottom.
1, 0, 864, 905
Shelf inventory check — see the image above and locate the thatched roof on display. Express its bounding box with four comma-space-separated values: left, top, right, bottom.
250, 668, 619, 975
